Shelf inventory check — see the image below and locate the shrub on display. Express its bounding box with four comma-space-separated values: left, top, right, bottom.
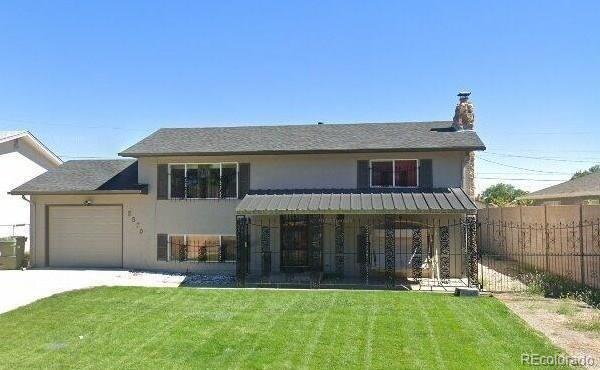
522, 272, 600, 308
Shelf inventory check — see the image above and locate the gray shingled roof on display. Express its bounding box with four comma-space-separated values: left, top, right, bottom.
524, 172, 600, 200
236, 188, 477, 215
10, 159, 147, 195
119, 121, 485, 157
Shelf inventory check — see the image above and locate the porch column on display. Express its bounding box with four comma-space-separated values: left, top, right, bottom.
439, 225, 450, 283
309, 215, 324, 288
384, 216, 396, 289
235, 216, 248, 286
260, 226, 271, 278
465, 216, 479, 288
411, 227, 423, 283
358, 225, 371, 284
334, 214, 345, 277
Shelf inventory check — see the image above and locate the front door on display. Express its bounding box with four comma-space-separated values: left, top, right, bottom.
280, 215, 310, 272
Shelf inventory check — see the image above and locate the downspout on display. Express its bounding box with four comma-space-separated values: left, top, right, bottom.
21, 195, 35, 268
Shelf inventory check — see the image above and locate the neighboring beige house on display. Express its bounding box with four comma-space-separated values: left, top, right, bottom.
0, 131, 62, 248
523, 172, 600, 206
11, 94, 486, 284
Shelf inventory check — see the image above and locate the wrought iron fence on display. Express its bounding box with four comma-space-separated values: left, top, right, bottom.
167, 237, 236, 263
235, 214, 479, 290
479, 218, 600, 292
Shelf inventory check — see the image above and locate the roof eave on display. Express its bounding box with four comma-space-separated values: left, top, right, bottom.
1, 131, 63, 166
119, 145, 486, 158
523, 192, 600, 200
9, 188, 149, 196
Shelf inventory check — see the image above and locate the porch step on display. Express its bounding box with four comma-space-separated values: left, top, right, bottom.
454, 287, 480, 297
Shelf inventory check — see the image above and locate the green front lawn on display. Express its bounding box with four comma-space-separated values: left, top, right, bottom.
0, 288, 567, 369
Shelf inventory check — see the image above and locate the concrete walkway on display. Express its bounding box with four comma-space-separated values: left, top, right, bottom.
0, 269, 185, 314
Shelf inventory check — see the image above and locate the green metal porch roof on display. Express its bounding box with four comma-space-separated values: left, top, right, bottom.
236, 188, 477, 215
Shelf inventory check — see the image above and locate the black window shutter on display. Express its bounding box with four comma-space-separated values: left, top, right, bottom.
419, 159, 433, 188
157, 164, 169, 200
238, 163, 250, 199
357, 160, 370, 189
157, 233, 168, 261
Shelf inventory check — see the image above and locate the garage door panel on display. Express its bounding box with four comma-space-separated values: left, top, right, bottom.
49, 206, 123, 268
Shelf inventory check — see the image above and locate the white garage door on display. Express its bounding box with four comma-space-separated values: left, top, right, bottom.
48, 206, 123, 268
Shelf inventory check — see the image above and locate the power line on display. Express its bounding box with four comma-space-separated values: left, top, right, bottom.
478, 157, 573, 175
476, 172, 567, 176
487, 149, 600, 154
477, 177, 566, 182
0, 118, 152, 132
482, 152, 600, 164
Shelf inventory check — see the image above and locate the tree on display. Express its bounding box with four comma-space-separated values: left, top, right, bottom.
480, 183, 531, 206
571, 164, 600, 180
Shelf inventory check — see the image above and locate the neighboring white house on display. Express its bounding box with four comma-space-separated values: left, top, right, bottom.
0, 131, 62, 248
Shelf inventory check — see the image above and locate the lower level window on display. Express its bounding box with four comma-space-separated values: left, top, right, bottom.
168, 234, 236, 262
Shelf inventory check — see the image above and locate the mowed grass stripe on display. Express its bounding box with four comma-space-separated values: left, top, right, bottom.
0, 288, 571, 369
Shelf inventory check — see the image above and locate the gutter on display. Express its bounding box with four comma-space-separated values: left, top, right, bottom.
118, 146, 487, 158
9, 188, 148, 196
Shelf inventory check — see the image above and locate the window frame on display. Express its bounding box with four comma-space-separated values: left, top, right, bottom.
166, 234, 236, 263
167, 162, 239, 200
369, 159, 419, 188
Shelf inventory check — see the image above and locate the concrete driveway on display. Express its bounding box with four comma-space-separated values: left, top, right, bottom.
0, 269, 185, 314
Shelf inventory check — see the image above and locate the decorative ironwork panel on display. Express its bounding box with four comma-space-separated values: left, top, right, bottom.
439, 225, 450, 283
334, 214, 345, 277
235, 216, 248, 286
309, 215, 324, 288
411, 227, 423, 282
384, 216, 396, 289
465, 217, 479, 287
261, 226, 271, 278
358, 225, 371, 284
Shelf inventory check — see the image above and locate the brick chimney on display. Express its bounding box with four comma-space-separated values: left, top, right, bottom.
453, 91, 475, 130
453, 91, 477, 197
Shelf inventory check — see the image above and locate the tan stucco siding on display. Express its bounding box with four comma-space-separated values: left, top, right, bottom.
28, 151, 470, 273
138, 151, 466, 191
30, 194, 235, 274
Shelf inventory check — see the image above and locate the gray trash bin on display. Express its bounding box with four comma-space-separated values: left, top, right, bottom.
0, 236, 26, 269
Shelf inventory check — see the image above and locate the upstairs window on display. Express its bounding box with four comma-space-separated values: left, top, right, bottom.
169, 163, 238, 199
370, 159, 418, 187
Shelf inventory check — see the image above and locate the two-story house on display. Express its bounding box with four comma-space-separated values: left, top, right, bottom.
11, 93, 485, 286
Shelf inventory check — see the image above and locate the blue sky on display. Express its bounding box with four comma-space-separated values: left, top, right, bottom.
0, 1, 599, 193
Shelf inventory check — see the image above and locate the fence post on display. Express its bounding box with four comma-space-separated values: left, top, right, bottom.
579, 205, 585, 287
544, 205, 549, 273
519, 206, 524, 268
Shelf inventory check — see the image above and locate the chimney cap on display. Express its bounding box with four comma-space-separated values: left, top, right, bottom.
457, 91, 471, 98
